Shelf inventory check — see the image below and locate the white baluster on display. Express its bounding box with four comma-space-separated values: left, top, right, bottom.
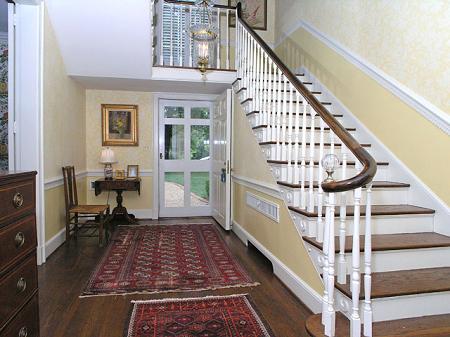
169, 3, 174, 66
281, 76, 288, 166
159, 1, 164, 65
287, 83, 294, 182
351, 185, 362, 337
316, 116, 325, 243
324, 191, 336, 337
262, 54, 269, 141
308, 110, 316, 212
300, 103, 307, 209
178, 5, 182, 66
189, 6, 193, 67
293, 91, 300, 189
363, 184, 373, 337
276, 69, 282, 160
226, 9, 230, 69
338, 150, 348, 284
267, 59, 273, 143
216, 8, 221, 68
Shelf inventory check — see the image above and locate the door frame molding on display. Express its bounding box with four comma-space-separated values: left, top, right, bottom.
152, 92, 218, 219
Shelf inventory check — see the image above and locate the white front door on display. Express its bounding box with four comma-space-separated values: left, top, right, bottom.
159, 99, 212, 217
211, 90, 232, 230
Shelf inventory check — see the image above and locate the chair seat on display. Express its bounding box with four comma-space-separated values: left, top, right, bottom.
69, 204, 109, 214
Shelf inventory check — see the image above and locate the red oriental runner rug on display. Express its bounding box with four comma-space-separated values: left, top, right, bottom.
126, 295, 275, 337
81, 224, 258, 296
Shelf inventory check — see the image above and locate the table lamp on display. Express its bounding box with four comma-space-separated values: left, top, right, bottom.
99, 147, 117, 180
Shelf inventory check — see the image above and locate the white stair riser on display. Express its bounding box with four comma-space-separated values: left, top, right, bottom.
291, 212, 434, 236
336, 290, 450, 323
269, 163, 389, 182
306, 243, 450, 275
279, 185, 408, 206
260, 144, 374, 165
247, 114, 342, 128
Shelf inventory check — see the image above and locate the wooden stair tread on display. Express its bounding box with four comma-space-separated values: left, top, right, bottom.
269, 159, 388, 166
278, 180, 408, 189
262, 141, 369, 147
254, 125, 356, 131
303, 232, 450, 253
306, 312, 450, 337
337, 267, 450, 299
288, 204, 435, 217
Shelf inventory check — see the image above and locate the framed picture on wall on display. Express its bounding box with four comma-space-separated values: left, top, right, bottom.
102, 104, 138, 146
228, 0, 267, 31
127, 165, 139, 178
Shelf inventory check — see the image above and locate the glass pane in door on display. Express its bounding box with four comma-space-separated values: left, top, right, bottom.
190, 125, 210, 160
191, 107, 209, 119
165, 125, 184, 159
190, 172, 209, 206
164, 106, 184, 118
165, 172, 184, 207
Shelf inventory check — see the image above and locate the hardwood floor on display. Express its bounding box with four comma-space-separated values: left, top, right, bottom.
38, 218, 312, 337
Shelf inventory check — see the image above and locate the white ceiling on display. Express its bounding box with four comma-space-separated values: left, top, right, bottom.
71, 76, 231, 95
0, 1, 8, 33
46, 0, 153, 79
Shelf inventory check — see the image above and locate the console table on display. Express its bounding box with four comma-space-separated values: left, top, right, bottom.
94, 178, 141, 225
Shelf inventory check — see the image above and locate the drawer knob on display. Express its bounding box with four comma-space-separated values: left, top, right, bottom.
14, 232, 25, 248
13, 192, 24, 209
18, 327, 28, 337
17, 277, 27, 293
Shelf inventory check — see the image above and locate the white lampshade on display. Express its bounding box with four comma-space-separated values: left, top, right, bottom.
99, 147, 117, 164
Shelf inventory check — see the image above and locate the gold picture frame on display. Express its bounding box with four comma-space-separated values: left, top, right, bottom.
102, 104, 138, 146
127, 165, 139, 178
115, 169, 126, 180
228, 0, 267, 31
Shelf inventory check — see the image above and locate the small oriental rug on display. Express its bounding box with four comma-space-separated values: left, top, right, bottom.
81, 224, 258, 296
126, 295, 275, 337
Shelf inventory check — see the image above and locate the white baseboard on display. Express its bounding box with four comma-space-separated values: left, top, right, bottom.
45, 227, 66, 259
232, 220, 322, 313
129, 208, 154, 219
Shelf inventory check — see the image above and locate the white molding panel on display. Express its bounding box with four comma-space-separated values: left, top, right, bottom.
232, 220, 322, 313
275, 20, 450, 135
246, 191, 280, 223
231, 174, 281, 200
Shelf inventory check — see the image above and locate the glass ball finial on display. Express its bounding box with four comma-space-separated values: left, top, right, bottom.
321, 154, 340, 183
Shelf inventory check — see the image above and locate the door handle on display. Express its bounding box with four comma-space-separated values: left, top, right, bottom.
160, 153, 163, 159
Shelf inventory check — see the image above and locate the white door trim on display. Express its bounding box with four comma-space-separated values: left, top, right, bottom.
152, 92, 219, 219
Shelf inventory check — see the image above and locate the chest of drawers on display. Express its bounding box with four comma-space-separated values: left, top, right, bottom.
0, 171, 39, 337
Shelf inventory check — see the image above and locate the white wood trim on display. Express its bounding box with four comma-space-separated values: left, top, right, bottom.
128, 208, 153, 219
45, 227, 65, 259
44, 170, 88, 190
151, 66, 237, 84
231, 173, 281, 200
275, 20, 450, 135
232, 220, 322, 313
85, 169, 153, 177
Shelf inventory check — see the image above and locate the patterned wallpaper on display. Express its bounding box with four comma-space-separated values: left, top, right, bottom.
275, 0, 450, 114
0, 38, 7, 170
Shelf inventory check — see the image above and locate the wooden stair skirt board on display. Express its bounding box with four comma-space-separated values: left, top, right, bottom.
306, 312, 450, 337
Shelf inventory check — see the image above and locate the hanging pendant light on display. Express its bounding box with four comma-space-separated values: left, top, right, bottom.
189, 0, 218, 77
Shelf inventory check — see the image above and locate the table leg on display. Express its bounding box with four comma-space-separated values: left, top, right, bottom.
111, 190, 137, 225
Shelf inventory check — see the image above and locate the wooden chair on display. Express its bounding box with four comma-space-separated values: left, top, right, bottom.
62, 166, 110, 246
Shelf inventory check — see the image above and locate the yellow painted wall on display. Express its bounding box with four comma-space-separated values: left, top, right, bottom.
232, 97, 323, 293
44, 178, 86, 241
43, 7, 87, 240
275, 27, 450, 206
275, 0, 450, 114
85, 90, 154, 212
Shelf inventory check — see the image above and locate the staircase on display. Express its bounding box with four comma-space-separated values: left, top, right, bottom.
233, 3, 450, 337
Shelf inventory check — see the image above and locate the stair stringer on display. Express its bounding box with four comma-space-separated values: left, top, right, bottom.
298, 66, 450, 236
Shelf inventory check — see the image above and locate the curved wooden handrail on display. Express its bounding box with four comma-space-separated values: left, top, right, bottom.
163, 0, 236, 10
236, 3, 376, 193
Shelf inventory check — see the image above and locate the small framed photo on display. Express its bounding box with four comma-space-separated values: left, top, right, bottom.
127, 165, 139, 178
102, 104, 138, 146
115, 169, 126, 180
228, 0, 267, 31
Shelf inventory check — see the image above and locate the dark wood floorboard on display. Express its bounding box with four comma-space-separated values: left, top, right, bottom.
38, 217, 312, 337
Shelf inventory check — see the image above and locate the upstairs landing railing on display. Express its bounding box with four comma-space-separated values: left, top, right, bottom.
153, 0, 236, 70
235, 3, 377, 337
